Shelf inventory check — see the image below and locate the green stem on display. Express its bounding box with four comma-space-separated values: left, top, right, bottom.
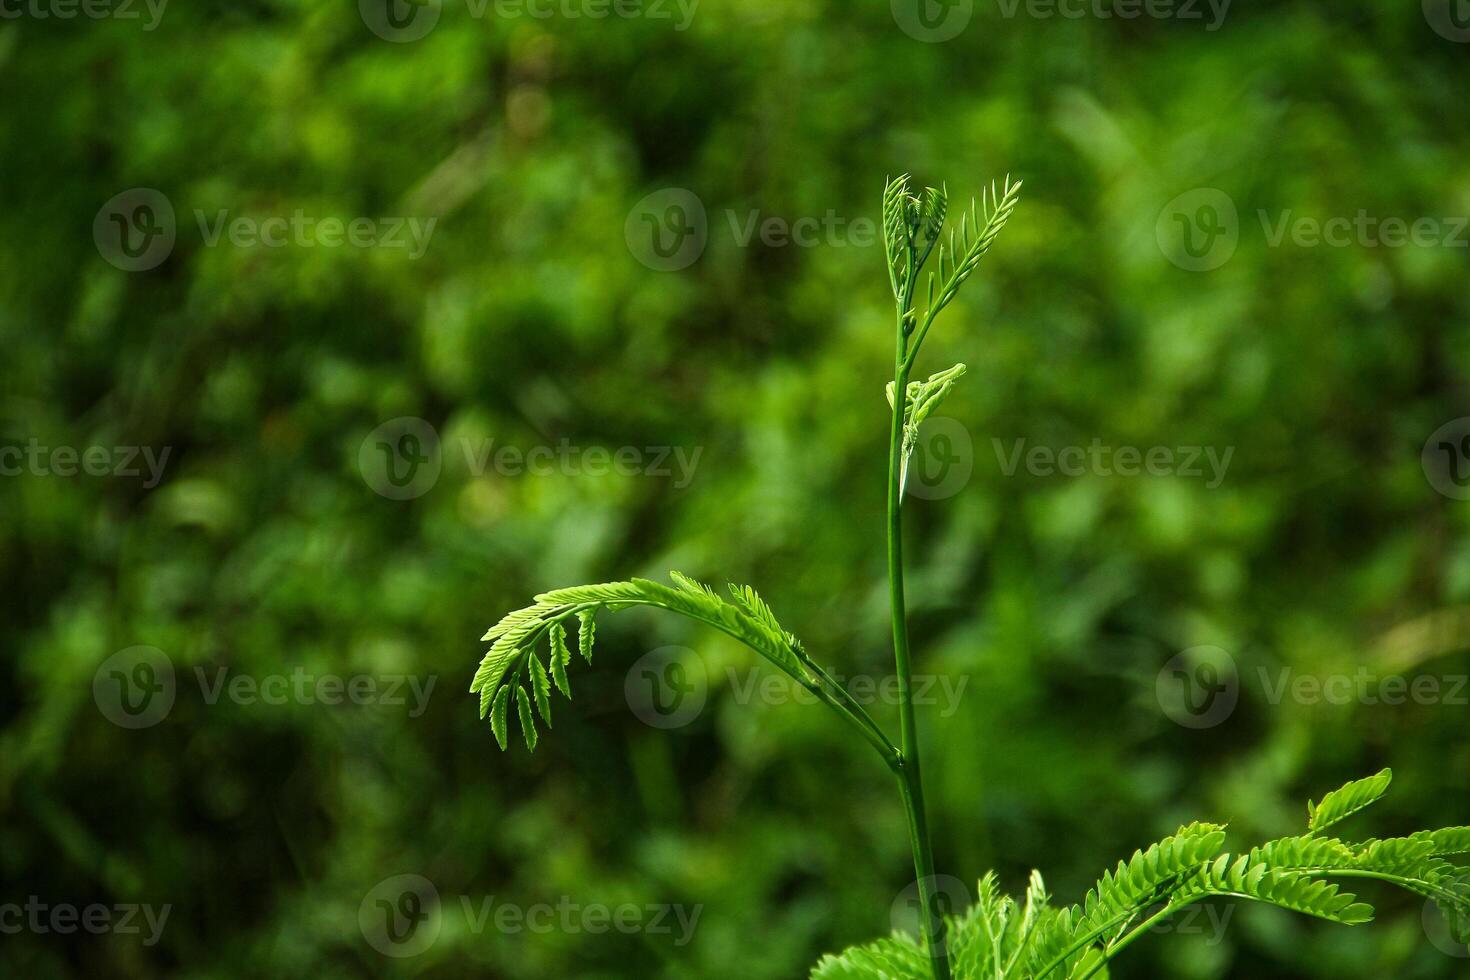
800, 656, 903, 769
889, 320, 950, 980
1077, 900, 1185, 980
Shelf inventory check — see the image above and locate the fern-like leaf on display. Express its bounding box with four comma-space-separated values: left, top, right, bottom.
515, 685, 537, 752
549, 622, 572, 697
473, 574, 815, 752
810, 934, 928, 980
529, 653, 552, 726
1307, 769, 1394, 835
577, 608, 596, 663
489, 686, 511, 751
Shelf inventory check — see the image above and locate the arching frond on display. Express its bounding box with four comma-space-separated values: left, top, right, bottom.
473, 573, 815, 752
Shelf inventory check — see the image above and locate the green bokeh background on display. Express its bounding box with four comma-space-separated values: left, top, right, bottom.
2, 1, 1469, 977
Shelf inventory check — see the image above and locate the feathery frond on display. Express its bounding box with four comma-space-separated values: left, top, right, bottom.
813, 772, 1469, 979
1307, 768, 1393, 835
472, 573, 815, 751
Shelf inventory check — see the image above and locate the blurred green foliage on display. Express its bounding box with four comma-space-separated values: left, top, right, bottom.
2, 1, 1469, 977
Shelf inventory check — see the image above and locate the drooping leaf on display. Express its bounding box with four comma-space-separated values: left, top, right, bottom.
515, 685, 537, 752
489, 686, 511, 751
529, 653, 552, 727
549, 622, 572, 698
577, 608, 596, 664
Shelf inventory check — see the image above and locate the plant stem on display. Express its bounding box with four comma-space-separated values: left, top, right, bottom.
888, 325, 950, 980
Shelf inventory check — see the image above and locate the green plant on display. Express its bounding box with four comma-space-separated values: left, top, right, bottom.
471, 176, 1470, 978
